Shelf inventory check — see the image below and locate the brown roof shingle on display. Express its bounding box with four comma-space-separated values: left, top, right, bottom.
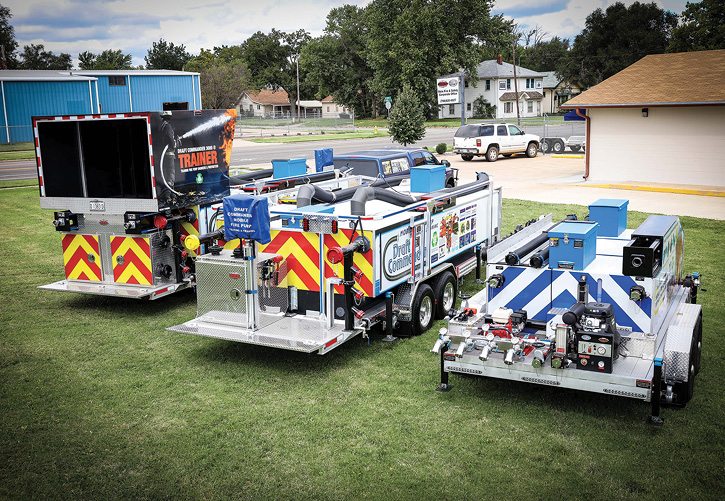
499, 91, 543, 101
245, 89, 290, 105
562, 49, 725, 108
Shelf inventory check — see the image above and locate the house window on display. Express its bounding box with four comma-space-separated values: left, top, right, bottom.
257, 105, 260, 110
109, 75, 126, 86
504, 102, 513, 113
249, 105, 253, 111
527, 101, 533, 113
507, 79, 511, 90
486, 80, 490, 91
464, 80, 469, 87
466, 103, 471, 111
448, 104, 455, 115
499, 81, 506, 90
327, 106, 330, 112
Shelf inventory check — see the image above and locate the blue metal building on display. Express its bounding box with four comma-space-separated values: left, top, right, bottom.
0, 69, 202, 143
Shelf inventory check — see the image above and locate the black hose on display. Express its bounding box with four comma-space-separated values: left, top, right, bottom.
229, 169, 274, 185
530, 246, 549, 268
429, 172, 490, 198
297, 178, 403, 208
350, 186, 420, 216
505, 215, 577, 265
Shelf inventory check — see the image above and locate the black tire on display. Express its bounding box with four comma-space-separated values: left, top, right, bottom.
526, 142, 538, 158
445, 177, 456, 188
570, 145, 581, 152
541, 140, 551, 153
411, 284, 435, 336
552, 140, 564, 153
461, 154, 474, 161
486, 145, 499, 162
432, 271, 457, 319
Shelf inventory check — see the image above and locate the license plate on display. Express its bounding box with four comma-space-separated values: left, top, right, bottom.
89, 201, 105, 211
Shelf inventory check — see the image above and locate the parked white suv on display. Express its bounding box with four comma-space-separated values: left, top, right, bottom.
453, 123, 540, 162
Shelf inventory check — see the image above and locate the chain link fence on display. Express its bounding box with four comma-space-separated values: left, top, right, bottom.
1, 126, 36, 152
467, 114, 586, 154
235, 110, 356, 138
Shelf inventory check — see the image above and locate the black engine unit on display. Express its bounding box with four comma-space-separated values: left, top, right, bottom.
569, 302, 621, 374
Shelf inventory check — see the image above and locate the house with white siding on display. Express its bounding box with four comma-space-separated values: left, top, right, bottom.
439, 56, 546, 120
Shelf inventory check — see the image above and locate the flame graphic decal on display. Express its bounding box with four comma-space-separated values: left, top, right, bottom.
220, 109, 237, 168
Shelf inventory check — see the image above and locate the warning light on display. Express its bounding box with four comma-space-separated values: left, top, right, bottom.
302, 218, 310, 231
331, 219, 338, 233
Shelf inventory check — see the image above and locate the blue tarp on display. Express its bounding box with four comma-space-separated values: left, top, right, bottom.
222, 193, 271, 244
564, 109, 586, 121
314, 148, 334, 172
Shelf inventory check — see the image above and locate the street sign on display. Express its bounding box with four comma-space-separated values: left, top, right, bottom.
384, 96, 392, 103
436, 77, 461, 105
385, 101, 391, 110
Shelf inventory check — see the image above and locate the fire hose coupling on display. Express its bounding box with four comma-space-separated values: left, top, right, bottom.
629, 285, 648, 301
326, 236, 371, 264
154, 215, 168, 229
351, 287, 365, 302
479, 344, 492, 361
431, 328, 450, 354
487, 273, 505, 288
351, 265, 364, 283
351, 306, 365, 320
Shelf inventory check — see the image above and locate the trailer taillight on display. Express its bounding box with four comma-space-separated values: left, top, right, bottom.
331, 219, 338, 233
302, 218, 309, 231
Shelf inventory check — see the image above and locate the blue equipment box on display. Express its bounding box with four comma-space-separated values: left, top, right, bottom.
281, 204, 334, 229
272, 158, 307, 179
589, 199, 628, 237
410, 164, 445, 193
548, 221, 598, 270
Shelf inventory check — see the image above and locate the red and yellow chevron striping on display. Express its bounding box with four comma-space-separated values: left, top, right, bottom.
259, 230, 320, 291
110, 236, 153, 285
324, 230, 374, 296
62, 234, 102, 281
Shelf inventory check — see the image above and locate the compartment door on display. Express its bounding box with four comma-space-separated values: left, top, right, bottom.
110, 236, 153, 285
62, 234, 102, 282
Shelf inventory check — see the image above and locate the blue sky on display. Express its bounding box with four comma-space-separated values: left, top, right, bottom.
6, 0, 690, 67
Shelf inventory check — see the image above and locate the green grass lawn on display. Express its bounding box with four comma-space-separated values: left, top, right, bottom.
247, 131, 388, 143
0, 141, 34, 152
0, 151, 35, 161
1, 189, 723, 499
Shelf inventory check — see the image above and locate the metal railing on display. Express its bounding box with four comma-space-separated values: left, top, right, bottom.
235, 111, 355, 138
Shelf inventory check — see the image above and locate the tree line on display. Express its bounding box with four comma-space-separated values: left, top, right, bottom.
0, 0, 722, 118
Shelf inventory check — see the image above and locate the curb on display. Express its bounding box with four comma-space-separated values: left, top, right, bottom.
578, 183, 725, 198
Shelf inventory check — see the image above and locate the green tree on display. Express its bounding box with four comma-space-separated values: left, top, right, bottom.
302, 5, 375, 117
78, 49, 133, 70
0, 3, 18, 69
561, 2, 677, 87
388, 84, 425, 146
472, 96, 496, 118
199, 62, 250, 109
518, 36, 570, 74
365, 0, 511, 118
668, 0, 725, 53
145, 38, 191, 70
18, 44, 71, 70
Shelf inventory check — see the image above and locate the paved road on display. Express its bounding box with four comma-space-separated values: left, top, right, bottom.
0, 128, 460, 182
0, 159, 36, 182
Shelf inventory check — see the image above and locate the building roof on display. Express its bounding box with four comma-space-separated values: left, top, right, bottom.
75, 69, 199, 76
562, 49, 725, 108
297, 100, 322, 108
476, 60, 546, 79
499, 91, 543, 101
0, 70, 96, 82
541, 71, 560, 89
244, 89, 290, 105
0, 69, 199, 82
322, 95, 334, 102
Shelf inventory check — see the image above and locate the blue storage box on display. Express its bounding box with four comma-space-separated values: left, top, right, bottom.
314, 148, 333, 172
548, 221, 598, 270
410, 164, 445, 193
281, 204, 334, 229
589, 199, 628, 237
272, 158, 307, 179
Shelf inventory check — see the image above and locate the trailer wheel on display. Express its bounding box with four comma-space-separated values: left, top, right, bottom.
486, 146, 499, 162
461, 154, 474, 161
432, 271, 457, 319
541, 140, 551, 153
552, 140, 564, 153
410, 284, 435, 336
570, 145, 581, 153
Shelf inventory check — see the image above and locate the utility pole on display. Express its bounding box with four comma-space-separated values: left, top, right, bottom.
513, 38, 520, 125
460, 71, 466, 126
294, 54, 300, 122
